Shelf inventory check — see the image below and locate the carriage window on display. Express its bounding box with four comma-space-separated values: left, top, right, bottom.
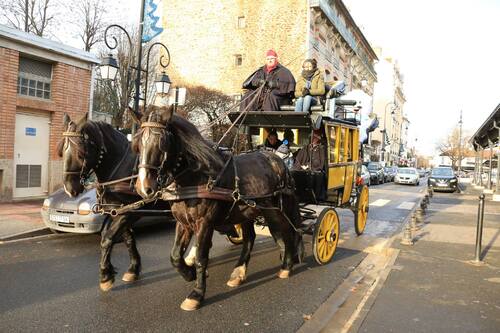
328, 126, 337, 163
238, 16, 246, 29
339, 128, 346, 162
347, 129, 352, 162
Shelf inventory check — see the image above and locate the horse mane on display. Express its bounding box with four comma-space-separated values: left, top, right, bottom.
168, 115, 224, 172
82, 121, 130, 154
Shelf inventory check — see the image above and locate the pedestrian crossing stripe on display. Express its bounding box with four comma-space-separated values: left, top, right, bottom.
397, 201, 415, 210
370, 199, 391, 207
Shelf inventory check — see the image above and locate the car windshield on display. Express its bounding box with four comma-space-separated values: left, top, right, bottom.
398, 168, 415, 174
432, 168, 454, 177
367, 163, 379, 170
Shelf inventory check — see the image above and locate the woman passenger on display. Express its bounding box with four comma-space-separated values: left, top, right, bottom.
294, 59, 325, 112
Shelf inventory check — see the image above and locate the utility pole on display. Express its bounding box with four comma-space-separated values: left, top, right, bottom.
458, 110, 463, 173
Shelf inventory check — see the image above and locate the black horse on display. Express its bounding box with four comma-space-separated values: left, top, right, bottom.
59, 113, 170, 291
133, 105, 304, 311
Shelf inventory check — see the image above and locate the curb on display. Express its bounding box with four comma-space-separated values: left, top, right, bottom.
0, 227, 51, 242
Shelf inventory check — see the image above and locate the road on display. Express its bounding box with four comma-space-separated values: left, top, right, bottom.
0, 180, 428, 333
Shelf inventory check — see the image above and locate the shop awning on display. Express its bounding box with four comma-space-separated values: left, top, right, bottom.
471, 103, 500, 151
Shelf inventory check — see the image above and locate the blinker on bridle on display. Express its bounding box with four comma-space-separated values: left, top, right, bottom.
62, 129, 106, 184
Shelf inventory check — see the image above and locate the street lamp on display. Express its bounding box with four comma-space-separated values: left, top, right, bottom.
99, 23, 171, 131
381, 102, 396, 163
100, 54, 119, 81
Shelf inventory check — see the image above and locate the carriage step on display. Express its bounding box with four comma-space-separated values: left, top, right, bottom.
299, 219, 316, 233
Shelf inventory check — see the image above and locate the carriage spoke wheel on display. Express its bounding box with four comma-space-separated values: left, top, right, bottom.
313, 208, 340, 265
354, 185, 369, 235
226, 224, 244, 245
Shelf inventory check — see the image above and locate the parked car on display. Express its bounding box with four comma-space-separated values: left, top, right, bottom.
395, 167, 420, 186
481, 169, 498, 186
41, 188, 108, 234
367, 162, 385, 185
428, 167, 459, 192
360, 165, 371, 186
384, 166, 397, 182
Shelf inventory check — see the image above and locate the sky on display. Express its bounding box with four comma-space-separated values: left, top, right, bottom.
343, 0, 500, 155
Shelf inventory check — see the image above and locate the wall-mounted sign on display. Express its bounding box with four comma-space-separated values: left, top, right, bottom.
25, 127, 36, 136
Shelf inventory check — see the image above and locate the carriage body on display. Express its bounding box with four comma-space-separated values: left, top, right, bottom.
228, 108, 369, 264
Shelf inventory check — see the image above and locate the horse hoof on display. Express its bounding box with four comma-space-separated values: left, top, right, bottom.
277, 269, 290, 279
100, 280, 114, 292
180, 298, 200, 311
122, 272, 138, 283
227, 276, 244, 287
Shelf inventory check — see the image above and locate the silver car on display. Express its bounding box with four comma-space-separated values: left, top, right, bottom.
41, 188, 108, 234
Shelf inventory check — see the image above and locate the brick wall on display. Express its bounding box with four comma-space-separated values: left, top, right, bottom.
0, 46, 92, 201
161, 0, 308, 95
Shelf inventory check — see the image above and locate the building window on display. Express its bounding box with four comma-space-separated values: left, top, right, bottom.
17, 57, 52, 100
238, 16, 246, 29
234, 54, 243, 66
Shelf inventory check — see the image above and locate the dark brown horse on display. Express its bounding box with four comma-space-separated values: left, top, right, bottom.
59, 113, 170, 291
133, 105, 304, 311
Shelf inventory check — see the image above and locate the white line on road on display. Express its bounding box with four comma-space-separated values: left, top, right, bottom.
396, 201, 415, 210
370, 199, 391, 207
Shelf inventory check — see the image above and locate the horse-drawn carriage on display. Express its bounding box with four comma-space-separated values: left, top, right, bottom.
58, 78, 370, 311
227, 90, 370, 265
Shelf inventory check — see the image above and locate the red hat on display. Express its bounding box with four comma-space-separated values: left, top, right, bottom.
266, 49, 278, 58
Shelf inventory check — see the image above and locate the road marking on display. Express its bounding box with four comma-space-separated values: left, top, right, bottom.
397, 201, 415, 210
370, 199, 390, 207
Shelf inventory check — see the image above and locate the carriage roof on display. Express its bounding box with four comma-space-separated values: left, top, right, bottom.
227, 111, 360, 130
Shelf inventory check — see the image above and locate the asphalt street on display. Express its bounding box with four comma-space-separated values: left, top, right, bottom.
0, 180, 427, 333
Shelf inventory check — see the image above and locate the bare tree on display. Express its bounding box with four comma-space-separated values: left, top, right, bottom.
0, 0, 55, 37
181, 85, 234, 142
437, 126, 474, 170
73, 0, 106, 52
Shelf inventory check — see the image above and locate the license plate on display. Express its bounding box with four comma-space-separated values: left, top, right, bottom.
437, 183, 447, 187
49, 214, 70, 223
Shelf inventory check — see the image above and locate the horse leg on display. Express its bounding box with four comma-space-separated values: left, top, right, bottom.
180, 222, 214, 311
170, 222, 196, 282
99, 215, 130, 291
263, 209, 296, 279
121, 226, 141, 283
227, 223, 256, 287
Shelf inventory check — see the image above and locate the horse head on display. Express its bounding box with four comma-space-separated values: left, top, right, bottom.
133, 105, 175, 199
58, 113, 107, 197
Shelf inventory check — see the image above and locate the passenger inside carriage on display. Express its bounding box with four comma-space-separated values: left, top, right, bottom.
239, 49, 296, 112
292, 129, 327, 201
263, 130, 282, 150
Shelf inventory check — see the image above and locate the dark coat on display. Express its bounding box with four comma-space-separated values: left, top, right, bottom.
293, 143, 325, 172
240, 64, 296, 111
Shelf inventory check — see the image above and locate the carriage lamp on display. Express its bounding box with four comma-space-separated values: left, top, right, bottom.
155, 71, 171, 95
100, 54, 119, 81
361, 79, 368, 87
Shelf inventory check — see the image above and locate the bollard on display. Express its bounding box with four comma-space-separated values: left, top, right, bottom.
424, 194, 430, 206
410, 213, 419, 231
401, 221, 414, 245
473, 194, 486, 263
420, 200, 427, 211
416, 207, 424, 224
428, 186, 434, 198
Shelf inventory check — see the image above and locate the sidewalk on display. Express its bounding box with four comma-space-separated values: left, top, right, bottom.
355, 184, 500, 332
0, 200, 46, 240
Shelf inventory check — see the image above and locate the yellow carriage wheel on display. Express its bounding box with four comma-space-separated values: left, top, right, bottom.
226, 224, 244, 245
313, 208, 340, 265
354, 185, 369, 235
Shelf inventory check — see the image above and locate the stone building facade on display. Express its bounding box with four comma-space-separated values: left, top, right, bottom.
0, 24, 99, 201
161, 0, 377, 99
372, 47, 408, 165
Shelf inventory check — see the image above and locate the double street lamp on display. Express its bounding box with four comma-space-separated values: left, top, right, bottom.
98, 23, 172, 129
380, 101, 396, 162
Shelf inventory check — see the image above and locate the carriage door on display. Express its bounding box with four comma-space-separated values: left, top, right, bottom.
13, 113, 50, 198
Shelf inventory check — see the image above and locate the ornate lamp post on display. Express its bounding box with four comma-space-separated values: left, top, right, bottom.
98, 22, 171, 131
